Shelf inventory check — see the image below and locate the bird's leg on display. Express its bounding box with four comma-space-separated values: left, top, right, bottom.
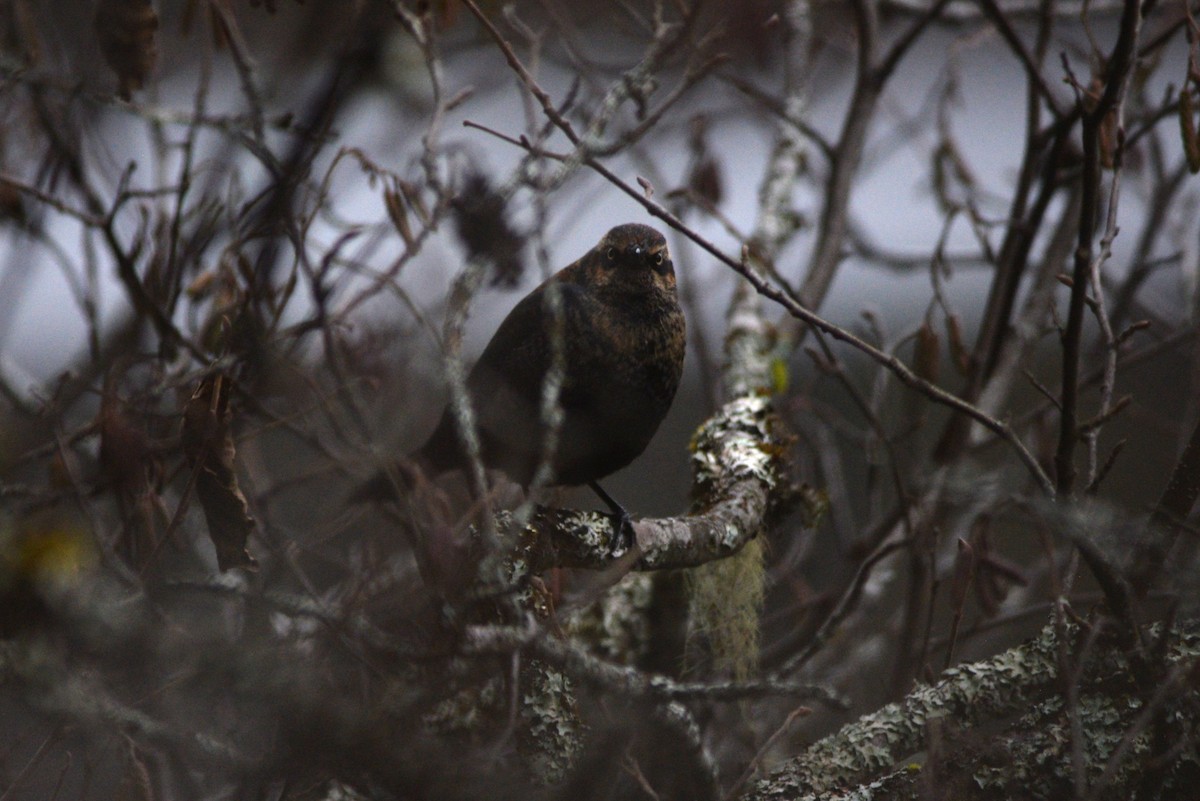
588, 480, 634, 554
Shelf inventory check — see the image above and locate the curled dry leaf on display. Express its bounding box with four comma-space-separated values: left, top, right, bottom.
99, 388, 162, 568
99, 393, 155, 499
384, 183, 415, 248
181, 374, 258, 572
94, 0, 159, 100
450, 171, 524, 287
0, 180, 25, 227
685, 115, 724, 208
688, 158, 723, 208
4, 0, 41, 67
950, 537, 974, 610
1180, 90, 1200, 174
914, 321, 940, 386
944, 313, 971, 375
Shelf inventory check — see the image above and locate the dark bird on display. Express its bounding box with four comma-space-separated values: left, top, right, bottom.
369, 222, 686, 552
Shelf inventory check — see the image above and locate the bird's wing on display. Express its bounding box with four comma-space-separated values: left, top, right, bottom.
467, 277, 591, 406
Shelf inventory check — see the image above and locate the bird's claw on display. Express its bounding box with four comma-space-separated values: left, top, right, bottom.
589, 480, 635, 556
609, 512, 635, 556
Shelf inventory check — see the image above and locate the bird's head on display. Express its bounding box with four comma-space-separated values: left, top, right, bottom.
587, 223, 675, 293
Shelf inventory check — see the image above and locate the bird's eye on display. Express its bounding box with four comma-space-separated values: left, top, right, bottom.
654, 252, 664, 266
606, 247, 617, 261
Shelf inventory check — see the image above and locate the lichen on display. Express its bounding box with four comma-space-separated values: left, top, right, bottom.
685, 536, 765, 680
690, 395, 778, 499
562, 572, 655, 665
749, 622, 1200, 800
684, 394, 781, 680
520, 659, 585, 785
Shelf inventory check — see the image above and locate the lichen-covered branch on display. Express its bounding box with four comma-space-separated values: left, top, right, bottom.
463, 620, 843, 707
507, 392, 785, 573
746, 621, 1200, 800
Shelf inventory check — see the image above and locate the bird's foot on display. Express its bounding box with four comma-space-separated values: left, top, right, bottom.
610, 510, 635, 555
589, 480, 635, 556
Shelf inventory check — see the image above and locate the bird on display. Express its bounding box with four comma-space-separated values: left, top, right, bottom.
366, 222, 686, 553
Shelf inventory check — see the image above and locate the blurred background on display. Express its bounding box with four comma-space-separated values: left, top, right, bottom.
0, 0, 1197, 798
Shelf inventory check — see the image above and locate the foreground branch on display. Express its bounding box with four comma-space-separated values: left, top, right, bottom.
747, 621, 1200, 800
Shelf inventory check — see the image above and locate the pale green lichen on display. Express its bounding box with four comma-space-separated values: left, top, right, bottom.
423, 675, 504, 735
562, 572, 655, 665
520, 660, 584, 785
690, 395, 778, 498
750, 622, 1200, 800
685, 394, 780, 680
685, 537, 765, 680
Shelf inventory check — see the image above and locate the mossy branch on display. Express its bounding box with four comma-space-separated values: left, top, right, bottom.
745, 621, 1200, 800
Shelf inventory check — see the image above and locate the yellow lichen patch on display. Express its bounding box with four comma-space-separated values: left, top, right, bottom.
5, 512, 96, 588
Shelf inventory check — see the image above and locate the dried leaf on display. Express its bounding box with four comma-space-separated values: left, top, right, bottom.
969, 514, 1026, 616
450, 171, 524, 287
181, 374, 258, 572
1181, 90, 1200, 174
951, 537, 974, 609
5, 0, 40, 66
384, 185, 415, 248
185, 269, 218, 299
932, 140, 976, 212
398, 179, 430, 224
431, 0, 462, 29
99, 388, 163, 567
94, 0, 159, 100
914, 321, 940, 385
99, 398, 153, 497
685, 115, 723, 208
1099, 107, 1121, 170
688, 158, 723, 208
115, 740, 154, 801
944, 312, 971, 375
0, 181, 25, 226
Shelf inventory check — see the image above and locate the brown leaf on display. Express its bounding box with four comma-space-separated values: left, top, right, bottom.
6, 0, 40, 67
398, 179, 430, 224
968, 515, 1027, 616
1099, 107, 1121, 170
1181, 90, 1200, 174
450, 171, 524, 287
384, 185, 415, 248
0, 180, 25, 226
99, 387, 162, 568
94, 0, 159, 100
185, 269, 218, 299
99, 393, 154, 498
688, 158, 724, 208
115, 740, 154, 801
951, 537, 974, 609
181, 374, 258, 572
944, 313, 971, 376
914, 321, 940, 385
